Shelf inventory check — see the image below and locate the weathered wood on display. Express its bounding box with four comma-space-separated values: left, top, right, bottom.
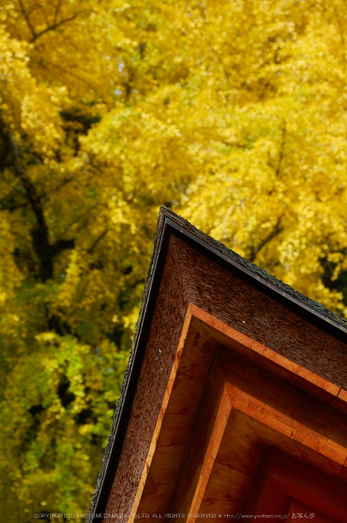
127, 295, 194, 523
103, 241, 190, 519
201, 461, 253, 505
168, 353, 228, 520
88, 211, 347, 523
133, 311, 217, 519
187, 387, 232, 522
244, 448, 347, 522
215, 409, 267, 476
190, 304, 342, 405
171, 233, 347, 389
228, 384, 347, 470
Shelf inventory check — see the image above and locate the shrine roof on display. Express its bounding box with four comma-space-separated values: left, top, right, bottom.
87, 207, 347, 522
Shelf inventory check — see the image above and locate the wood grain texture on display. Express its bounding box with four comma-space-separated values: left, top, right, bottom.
170, 234, 347, 390
97, 227, 347, 522
135, 316, 217, 519
187, 386, 232, 522
168, 353, 228, 519
103, 236, 190, 520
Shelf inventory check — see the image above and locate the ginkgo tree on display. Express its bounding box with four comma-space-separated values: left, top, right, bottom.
1, 0, 347, 520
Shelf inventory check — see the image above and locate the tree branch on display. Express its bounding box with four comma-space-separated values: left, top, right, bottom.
18, 0, 37, 40
249, 216, 283, 262
0, 199, 30, 212
30, 10, 89, 43
45, 177, 73, 196
275, 119, 286, 177
87, 229, 109, 255
0, 117, 53, 280
53, 0, 62, 26
60, 202, 100, 236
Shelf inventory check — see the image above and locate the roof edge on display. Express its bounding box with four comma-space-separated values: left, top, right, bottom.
159, 207, 347, 333
87, 207, 347, 522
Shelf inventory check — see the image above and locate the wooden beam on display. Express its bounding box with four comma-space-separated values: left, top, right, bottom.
128, 305, 194, 522
189, 304, 344, 405
168, 352, 231, 521
131, 306, 217, 520
126, 304, 347, 522
187, 384, 232, 522
244, 448, 347, 522
226, 383, 347, 470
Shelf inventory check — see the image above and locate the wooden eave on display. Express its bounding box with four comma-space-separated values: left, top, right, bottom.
87, 208, 347, 523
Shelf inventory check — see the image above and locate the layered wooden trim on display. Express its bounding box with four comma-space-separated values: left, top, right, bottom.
187, 384, 232, 522
128, 305, 194, 522
189, 304, 343, 405
128, 305, 218, 521
167, 352, 231, 520
226, 384, 347, 472
89, 210, 347, 523
126, 303, 347, 522
243, 448, 347, 522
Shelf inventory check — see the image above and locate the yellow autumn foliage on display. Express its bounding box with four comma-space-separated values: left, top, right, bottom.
1, 0, 347, 520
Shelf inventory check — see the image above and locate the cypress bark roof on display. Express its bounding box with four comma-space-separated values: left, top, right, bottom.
87, 207, 347, 522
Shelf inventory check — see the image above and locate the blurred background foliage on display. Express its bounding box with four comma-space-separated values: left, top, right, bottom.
1, 0, 347, 520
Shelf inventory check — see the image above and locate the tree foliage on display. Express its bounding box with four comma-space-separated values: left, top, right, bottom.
1, 0, 347, 520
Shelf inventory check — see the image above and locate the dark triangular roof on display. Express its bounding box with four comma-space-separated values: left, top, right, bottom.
87, 207, 347, 522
